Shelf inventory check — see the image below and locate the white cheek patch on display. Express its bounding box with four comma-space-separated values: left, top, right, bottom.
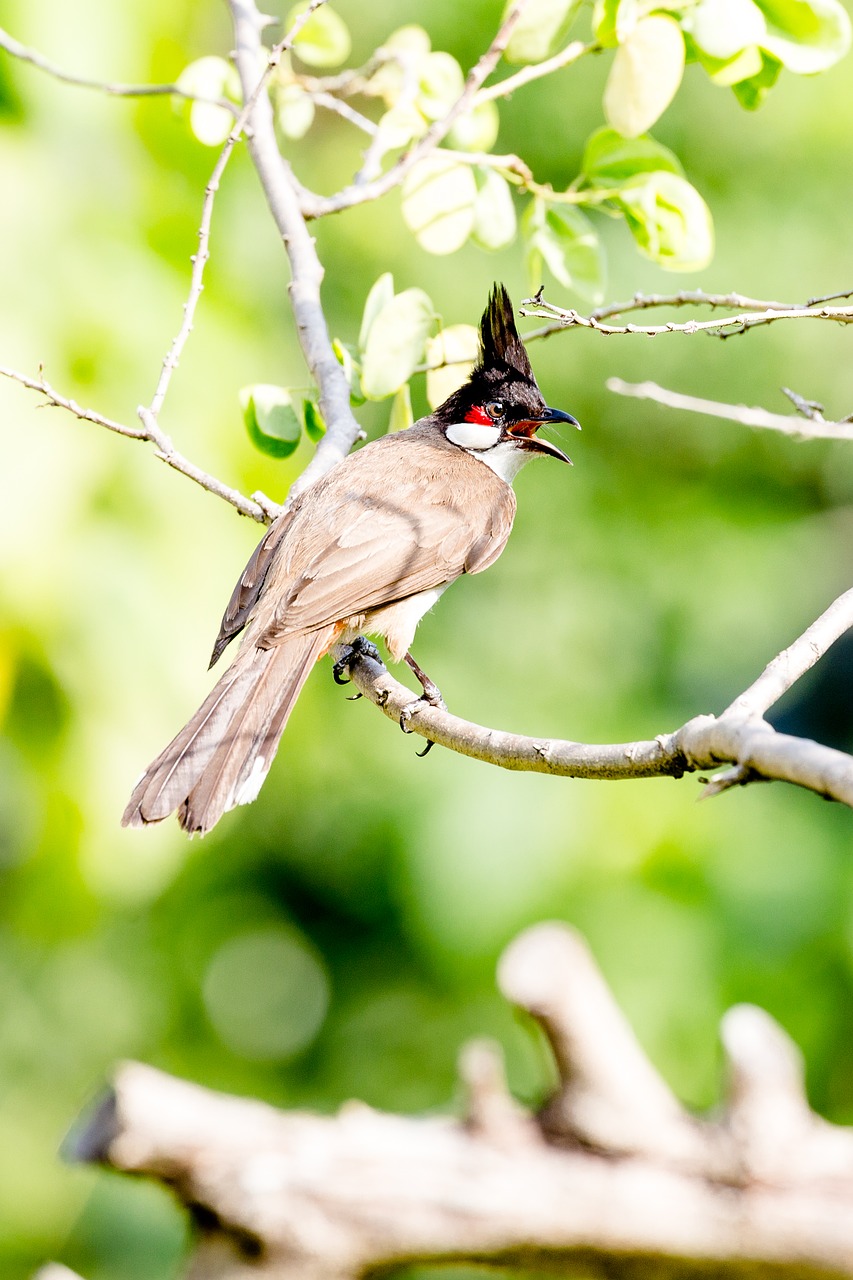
446, 421, 501, 451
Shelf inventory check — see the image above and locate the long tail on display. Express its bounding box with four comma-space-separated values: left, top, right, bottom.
122, 627, 335, 835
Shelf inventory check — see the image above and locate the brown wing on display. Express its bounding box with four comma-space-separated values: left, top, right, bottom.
208, 510, 297, 667
251, 430, 517, 644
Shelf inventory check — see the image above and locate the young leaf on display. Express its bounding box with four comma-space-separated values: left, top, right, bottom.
275, 84, 315, 139
593, 0, 640, 46
615, 171, 714, 270
582, 127, 684, 185
523, 199, 606, 302
472, 170, 517, 251
359, 274, 395, 353
446, 101, 500, 152
240, 385, 302, 458
302, 398, 326, 442
503, 0, 583, 62
287, 2, 352, 67
332, 338, 366, 406
731, 51, 782, 105
389, 383, 415, 433
360, 289, 436, 400
603, 16, 686, 137
682, 0, 767, 60
417, 52, 465, 120
754, 0, 851, 72
695, 44, 765, 85
425, 324, 480, 409
401, 156, 478, 255
177, 57, 237, 147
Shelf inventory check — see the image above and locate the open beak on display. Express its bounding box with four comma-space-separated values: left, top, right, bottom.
509, 406, 581, 465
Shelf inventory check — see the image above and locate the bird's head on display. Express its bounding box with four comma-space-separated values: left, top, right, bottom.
434, 283, 579, 478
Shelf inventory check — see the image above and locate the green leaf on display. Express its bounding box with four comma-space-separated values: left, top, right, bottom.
472, 169, 517, 251
731, 51, 782, 105
417, 52, 464, 120
401, 156, 478, 255
177, 57, 239, 147
603, 15, 686, 137
302, 398, 326, 442
615, 171, 714, 270
275, 84, 315, 139
389, 383, 414, 432
240, 385, 302, 458
360, 289, 435, 400
371, 26, 431, 106
753, 0, 851, 72
375, 104, 429, 151
682, 0, 767, 59
446, 101, 500, 152
332, 338, 366, 406
287, 2, 352, 68
425, 324, 480, 409
359, 274, 395, 352
695, 43, 765, 84
522, 199, 606, 302
582, 126, 684, 185
504, 0, 583, 62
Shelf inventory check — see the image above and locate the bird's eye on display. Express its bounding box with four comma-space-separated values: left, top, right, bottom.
486, 401, 505, 420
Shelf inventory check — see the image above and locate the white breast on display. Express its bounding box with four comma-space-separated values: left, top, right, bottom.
473, 440, 531, 484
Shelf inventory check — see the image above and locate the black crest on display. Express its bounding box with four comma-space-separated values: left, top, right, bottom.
474, 283, 535, 384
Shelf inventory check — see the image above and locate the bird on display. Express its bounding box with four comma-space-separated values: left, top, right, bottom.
122, 283, 579, 835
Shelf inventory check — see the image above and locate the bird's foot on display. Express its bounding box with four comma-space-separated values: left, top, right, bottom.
333, 636, 380, 685
399, 652, 445, 756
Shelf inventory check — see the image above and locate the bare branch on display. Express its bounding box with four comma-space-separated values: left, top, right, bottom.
299, 1, 534, 220
1, 366, 269, 522
0, 25, 235, 111
474, 39, 597, 104
228, 0, 362, 500
521, 293, 853, 340
607, 378, 853, 442
725, 587, 853, 719
74, 923, 853, 1279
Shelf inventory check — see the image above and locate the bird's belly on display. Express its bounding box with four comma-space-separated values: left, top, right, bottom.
341, 584, 450, 663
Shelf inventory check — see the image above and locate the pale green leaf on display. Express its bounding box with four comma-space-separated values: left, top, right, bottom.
417, 52, 465, 120
389, 383, 415, 432
504, 0, 583, 62
426, 324, 480, 409
302, 399, 326, 442
178, 56, 237, 146
582, 126, 684, 185
240, 385, 302, 458
593, 0, 640, 45
288, 3, 352, 68
754, 0, 851, 71
189, 100, 232, 146
522, 200, 606, 302
698, 43, 765, 83
731, 51, 783, 104
358, 274, 395, 352
361, 289, 435, 400
604, 15, 686, 137
375, 104, 429, 151
683, 0, 767, 59
332, 338, 365, 405
472, 169, 517, 250
276, 84, 315, 139
401, 156, 478, 255
446, 101, 500, 152
616, 171, 714, 270
371, 26, 431, 105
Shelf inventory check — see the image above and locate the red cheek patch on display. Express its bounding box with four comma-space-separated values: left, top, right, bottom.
464, 406, 493, 426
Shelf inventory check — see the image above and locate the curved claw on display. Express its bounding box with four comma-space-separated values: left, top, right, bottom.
417, 740, 435, 758
333, 661, 352, 686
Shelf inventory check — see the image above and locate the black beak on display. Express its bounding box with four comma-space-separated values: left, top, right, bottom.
509, 405, 581, 465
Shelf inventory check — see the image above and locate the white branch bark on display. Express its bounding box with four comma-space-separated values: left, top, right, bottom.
73, 923, 853, 1280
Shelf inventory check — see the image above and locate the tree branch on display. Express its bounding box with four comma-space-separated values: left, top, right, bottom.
298, 1, 533, 220
337, 581, 853, 808
606, 379, 853, 442
73, 922, 853, 1279
473, 39, 597, 105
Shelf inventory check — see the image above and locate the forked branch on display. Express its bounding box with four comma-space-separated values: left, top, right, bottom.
72, 923, 853, 1279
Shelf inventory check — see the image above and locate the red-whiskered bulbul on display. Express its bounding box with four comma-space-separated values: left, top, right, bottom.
122, 284, 579, 834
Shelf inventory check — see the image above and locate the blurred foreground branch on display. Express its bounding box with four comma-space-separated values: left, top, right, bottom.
72, 922, 853, 1279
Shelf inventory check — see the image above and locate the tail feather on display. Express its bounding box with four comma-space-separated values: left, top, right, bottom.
122, 628, 334, 834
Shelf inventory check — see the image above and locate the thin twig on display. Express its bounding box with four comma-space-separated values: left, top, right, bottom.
520, 296, 853, 340
589, 289, 793, 321
311, 90, 377, 134
473, 39, 596, 105
299, 0, 534, 220
606, 379, 853, 441
143, 0, 329, 431
0, 25, 237, 111
1, 366, 268, 522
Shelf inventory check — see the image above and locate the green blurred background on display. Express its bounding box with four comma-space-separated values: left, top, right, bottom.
0, 0, 852, 1275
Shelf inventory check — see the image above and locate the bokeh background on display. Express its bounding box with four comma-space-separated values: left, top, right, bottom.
1, 0, 852, 1275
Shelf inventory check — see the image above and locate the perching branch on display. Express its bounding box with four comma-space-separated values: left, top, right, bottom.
339, 583, 853, 809
72, 922, 853, 1279
607, 378, 853, 442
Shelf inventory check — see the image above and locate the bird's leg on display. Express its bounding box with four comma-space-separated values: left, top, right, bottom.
332, 635, 381, 686
400, 652, 445, 756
